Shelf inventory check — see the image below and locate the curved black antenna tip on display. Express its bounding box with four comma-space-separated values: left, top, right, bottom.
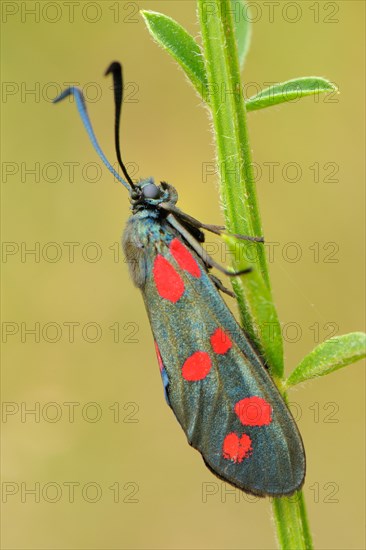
105, 61, 122, 77
105, 60, 135, 188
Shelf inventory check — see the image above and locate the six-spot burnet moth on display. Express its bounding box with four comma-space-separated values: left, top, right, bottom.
54, 62, 305, 497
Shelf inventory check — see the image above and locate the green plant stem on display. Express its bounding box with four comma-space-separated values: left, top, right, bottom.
197, 1, 313, 548
197, 0, 284, 376
273, 490, 313, 549
197, 0, 267, 281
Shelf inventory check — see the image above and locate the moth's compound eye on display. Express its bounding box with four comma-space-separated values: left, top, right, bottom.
143, 183, 160, 199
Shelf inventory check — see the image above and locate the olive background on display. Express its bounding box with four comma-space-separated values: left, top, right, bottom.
2, 1, 365, 549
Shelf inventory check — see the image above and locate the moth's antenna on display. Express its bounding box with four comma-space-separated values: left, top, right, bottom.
105, 62, 135, 189
53, 87, 131, 191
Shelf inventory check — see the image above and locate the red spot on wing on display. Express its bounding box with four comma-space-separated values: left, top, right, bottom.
170, 238, 201, 277
182, 351, 212, 381
222, 432, 252, 463
234, 396, 273, 427
153, 255, 185, 302
210, 328, 232, 354
154, 341, 163, 372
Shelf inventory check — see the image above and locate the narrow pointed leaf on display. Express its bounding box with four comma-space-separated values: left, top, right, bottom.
140, 10, 207, 98
286, 332, 366, 387
223, 236, 284, 378
231, 0, 252, 68
246, 77, 337, 112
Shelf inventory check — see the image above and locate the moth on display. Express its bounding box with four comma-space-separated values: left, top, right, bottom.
54, 62, 305, 497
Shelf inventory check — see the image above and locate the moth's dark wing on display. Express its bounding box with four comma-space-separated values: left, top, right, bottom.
125, 216, 305, 497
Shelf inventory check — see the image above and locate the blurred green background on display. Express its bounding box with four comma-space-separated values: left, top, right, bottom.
2, 1, 365, 549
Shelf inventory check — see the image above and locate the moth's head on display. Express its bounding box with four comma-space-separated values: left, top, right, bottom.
137, 178, 160, 199
131, 179, 176, 211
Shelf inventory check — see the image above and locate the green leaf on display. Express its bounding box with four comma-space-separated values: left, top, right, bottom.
140, 10, 207, 98
223, 236, 284, 377
286, 332, 366, 387
231, 0, 252, 68
246, 77, 337, 112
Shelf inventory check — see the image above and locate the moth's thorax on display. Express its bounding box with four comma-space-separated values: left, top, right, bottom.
122, 207, 175, 289
130, 178, 178, 213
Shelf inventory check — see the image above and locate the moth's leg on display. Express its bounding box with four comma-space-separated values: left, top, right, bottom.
178, 218, 205, 243
160, 203, 264, 242
160, 203, 222, 233
167, 213, 252, 277
209, 274, 236, 298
